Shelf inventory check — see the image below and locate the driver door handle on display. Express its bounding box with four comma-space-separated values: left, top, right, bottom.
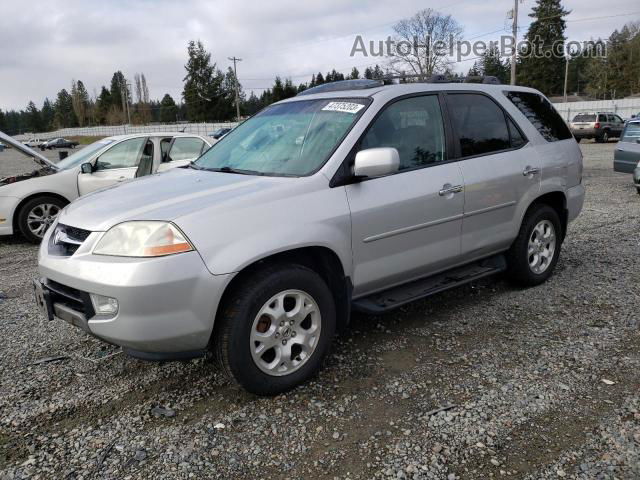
523, 166, 540, 176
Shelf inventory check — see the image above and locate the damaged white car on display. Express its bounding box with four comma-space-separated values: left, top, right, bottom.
0, 131, 211, 242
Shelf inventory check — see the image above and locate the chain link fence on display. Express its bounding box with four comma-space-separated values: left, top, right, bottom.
13, 122, 238, 141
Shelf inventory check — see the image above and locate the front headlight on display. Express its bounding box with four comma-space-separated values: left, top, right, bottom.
93, 221, 193, 257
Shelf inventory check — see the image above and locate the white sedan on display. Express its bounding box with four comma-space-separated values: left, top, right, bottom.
0, 132, 211, 242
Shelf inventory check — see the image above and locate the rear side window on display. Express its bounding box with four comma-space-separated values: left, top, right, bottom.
597, 114, 606, 122
447, 93, 511, 157
504, 91, 572, 142
168, 137, 205, 162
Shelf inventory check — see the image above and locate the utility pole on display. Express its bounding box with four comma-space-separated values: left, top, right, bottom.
563, 55, 569, 103
510, 0, 519, 85
228, 56, 242, 122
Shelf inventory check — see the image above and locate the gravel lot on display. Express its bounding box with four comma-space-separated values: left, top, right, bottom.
1, 142, 639, 479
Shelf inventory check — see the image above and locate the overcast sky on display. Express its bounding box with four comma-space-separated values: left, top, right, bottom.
0, 0, 637, 110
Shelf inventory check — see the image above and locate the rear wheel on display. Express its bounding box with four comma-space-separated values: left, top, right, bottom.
506, 204, 562, 286
213, 264, 336, 395
597, 131, 609, 143
17, 196, 66, 243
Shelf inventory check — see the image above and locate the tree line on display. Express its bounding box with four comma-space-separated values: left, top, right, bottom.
1, 0, 638, 135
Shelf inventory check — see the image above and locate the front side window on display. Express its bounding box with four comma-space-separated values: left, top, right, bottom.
448, 93, 510, 157
360, 95, 446, 170
195, 98, 369, 176
505, 91, 572, 142
168, 137, 205, 162
95, 137, 146, 170
56, 139, 114, 170
621, 123, 640, 143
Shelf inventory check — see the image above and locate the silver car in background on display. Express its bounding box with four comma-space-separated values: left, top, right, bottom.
613, 119, 640, 194
35, 80, 584, 395
0, 132, 211, 242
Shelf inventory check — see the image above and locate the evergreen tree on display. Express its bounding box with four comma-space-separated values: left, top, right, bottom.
159, 94, 178, 122
109, 71, 129, 116
517, 0, 570, 95
71, 80, 90, 126
349, 67, 360, 80
315, 72, 325, 85
0, 108, 5, 132
182, 40, 223, 121
41, 98, 55, 131
53, 89, 77, 128
479, 46, 510, 83
25, 101, 42, 132
467, 62, 481, 76
95, 86, 112, 125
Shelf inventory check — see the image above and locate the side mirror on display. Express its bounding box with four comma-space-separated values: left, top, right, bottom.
80, 162, 93, 174
354, 148, 400, 178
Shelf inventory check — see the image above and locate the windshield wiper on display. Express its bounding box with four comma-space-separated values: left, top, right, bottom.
207, 166, 264, 176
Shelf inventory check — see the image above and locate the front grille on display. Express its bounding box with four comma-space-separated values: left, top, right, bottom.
46, 279, 95, 319
49, 223, 92, 256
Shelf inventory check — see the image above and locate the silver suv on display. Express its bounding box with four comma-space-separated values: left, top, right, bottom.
35, 79, 585, 395
569, 112, 625, 143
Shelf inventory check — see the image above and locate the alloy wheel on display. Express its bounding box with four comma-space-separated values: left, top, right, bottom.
27, 203, 60, 239
528, 220, 556, 274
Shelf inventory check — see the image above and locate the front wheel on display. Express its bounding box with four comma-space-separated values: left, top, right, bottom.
506, 205, 562, 286
17, 196, 66, 243
213, 264, 336, 396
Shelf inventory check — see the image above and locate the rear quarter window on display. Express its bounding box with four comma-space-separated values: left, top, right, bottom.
504, 91, 572, 142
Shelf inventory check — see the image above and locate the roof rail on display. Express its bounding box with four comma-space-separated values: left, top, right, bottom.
296, 79, 384, 96
378, 73, 501, 85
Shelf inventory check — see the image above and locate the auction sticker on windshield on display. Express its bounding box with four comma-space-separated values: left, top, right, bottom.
321, 102, 365, 114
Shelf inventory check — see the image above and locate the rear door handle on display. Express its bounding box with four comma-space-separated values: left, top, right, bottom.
523, 167, 540, 176
438, 184, 463, 196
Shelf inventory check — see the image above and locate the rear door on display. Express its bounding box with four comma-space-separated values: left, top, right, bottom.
346, 94, 465, 295
444, 92, 539, 259
77, 137, 148, 195
156, 136, 207, 173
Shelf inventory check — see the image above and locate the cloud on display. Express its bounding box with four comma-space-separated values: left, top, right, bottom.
0, 0, 634, 110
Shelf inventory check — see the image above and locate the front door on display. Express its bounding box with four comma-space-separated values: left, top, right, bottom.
77, 137, 148, 195
156, 137, 207, 173
346, 94, 465, 296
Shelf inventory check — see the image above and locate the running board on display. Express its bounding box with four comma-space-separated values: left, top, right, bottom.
352, 255, 507, 314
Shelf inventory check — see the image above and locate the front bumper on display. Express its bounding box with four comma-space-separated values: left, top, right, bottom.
37, 228, 234, 353
0, 196, 20, 235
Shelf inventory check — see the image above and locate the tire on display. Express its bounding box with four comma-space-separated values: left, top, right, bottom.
213, 264, 336, 396
597, 131, 609, 143
17, 196, 66, 243
636, 187, 640, 196
575, 137, 582, 143
506, 204, 562, 287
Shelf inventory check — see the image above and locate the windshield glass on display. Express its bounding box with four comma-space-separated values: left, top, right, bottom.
56, 139, 114, 169
195, 98, 370, 176
573, 114, 596, 122
621, 123, 640, 143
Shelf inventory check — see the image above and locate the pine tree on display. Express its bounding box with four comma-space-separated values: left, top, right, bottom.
41, 98, 54, 131
109, 71, 129, 118
159, 94, 177, 122
517, 0, 570, 94
53, 89, 77, 128
71, 80, 90, 126
0, 108, 5, 132
182, 40, 223, 121
364, 67, 374, 79
25, 101, 42, 132
349, 67, 360, 80
479, 46, 510, 83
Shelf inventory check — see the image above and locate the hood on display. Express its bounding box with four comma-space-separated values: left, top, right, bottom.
0, 130, 58, 171
59, 167, 292, 231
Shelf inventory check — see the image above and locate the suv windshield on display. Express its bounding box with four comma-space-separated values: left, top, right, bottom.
194, 98, 370, 176
56, 139, 114, 170
573, 114, 596, 122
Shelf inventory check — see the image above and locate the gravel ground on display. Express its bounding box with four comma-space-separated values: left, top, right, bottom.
1, 142, 639, 480
0, 147, 78, 177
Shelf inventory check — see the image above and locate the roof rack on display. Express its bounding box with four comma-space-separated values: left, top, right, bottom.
296, 79, 384, 96
295, 74, 502, 97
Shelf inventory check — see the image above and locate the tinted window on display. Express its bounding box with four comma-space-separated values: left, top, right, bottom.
505, 91, 572, 142
447, 93, 510, 157
361, 95, 446, 170
598, 114, 606, 122
507, 117, 527, 148
96, 137, 145, 170
168, 137, 205, 162
621, 123, 640, 143
573, 114, 596, 122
